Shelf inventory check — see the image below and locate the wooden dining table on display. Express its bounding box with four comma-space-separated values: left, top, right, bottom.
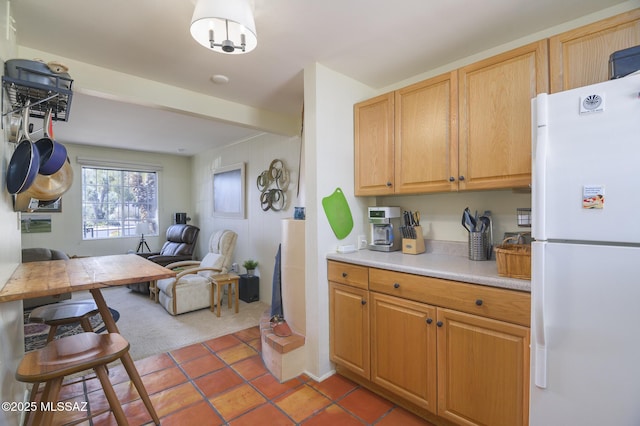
0, 254, 176, 425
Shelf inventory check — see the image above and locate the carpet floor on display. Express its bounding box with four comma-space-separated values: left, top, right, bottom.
69, 286, 271, 361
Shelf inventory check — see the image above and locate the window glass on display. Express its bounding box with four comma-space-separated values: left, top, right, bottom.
81, 167, 158, 240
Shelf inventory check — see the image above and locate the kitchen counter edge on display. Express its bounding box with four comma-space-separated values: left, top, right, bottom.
327, 250, 531, 293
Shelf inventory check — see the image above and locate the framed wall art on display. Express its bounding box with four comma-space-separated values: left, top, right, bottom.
34, 198, 62, 213
212, 162, 245, 219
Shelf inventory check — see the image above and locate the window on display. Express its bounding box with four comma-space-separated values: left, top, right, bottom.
81, 167, 158, 240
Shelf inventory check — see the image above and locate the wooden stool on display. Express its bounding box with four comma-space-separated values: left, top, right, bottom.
29, 300, 100, 343
28, 300, 102, 403
210, 274, 240, 317
16, 333, 131, 426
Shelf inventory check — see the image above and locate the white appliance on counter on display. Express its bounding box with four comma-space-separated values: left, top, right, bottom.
530, 72, 640, 425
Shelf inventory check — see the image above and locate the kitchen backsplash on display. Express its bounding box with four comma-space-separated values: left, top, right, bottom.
377, 188, 531, 245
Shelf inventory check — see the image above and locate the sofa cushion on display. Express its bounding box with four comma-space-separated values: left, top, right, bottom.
198, 253, 224, 278
157, 273, 208, 295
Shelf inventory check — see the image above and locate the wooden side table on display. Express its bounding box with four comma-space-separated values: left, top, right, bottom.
148, 280, 159, 303
210, 274, 240, 317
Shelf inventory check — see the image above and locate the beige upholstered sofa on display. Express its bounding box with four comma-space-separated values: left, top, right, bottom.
156, 230, 237, 315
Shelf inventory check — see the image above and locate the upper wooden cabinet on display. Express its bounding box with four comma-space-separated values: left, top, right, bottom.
354, 93, 395, 196
550, 9, 640, 93
355, 42, 546, 195
394, 72, 458, 194
354, 71, 458, 196
458, 40, 548, 191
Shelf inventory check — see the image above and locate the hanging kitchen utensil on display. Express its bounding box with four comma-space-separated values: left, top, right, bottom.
35, 109, 67, 175
322, 187, 354, 240
27, 158, 73, 201
7, 112, 22, 143
6, 103, 40, 194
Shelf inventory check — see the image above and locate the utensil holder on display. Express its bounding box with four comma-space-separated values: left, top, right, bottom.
402, 226, 425, 255
468, 231, 489, 261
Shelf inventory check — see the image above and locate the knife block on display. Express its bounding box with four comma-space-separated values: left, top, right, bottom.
402, 226, 425, 255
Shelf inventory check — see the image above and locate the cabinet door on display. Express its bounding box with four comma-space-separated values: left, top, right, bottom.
550, 9, 640, 93
458, 40, 548, 191
395, 72, 458, 194
370, 292, 437, 413
329, 282, 370, 379
437, 308, 530, 426
354, 93, 395, 195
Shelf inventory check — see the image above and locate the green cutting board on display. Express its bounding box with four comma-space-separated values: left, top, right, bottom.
322, 187, 353, 240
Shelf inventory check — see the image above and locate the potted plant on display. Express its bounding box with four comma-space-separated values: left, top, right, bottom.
243, 259, 259, 277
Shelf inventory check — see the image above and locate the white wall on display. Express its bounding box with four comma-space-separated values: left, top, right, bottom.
0, 1, 26, 423
304, 63, 376, 379
21, 143, 192, 256
191, 133, 303, 305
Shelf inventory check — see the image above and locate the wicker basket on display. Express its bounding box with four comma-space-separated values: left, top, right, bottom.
494, 242, 531, 279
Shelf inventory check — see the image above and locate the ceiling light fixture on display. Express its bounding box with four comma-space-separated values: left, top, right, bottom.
190, 0, 257, 54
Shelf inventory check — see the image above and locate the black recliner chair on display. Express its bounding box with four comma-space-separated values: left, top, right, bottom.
128, 224, 200, 293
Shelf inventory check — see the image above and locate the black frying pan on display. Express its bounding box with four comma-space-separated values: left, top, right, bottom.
6, 104, 40, 194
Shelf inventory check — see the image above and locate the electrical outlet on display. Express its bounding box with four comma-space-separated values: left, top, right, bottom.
358, 234, 367, 249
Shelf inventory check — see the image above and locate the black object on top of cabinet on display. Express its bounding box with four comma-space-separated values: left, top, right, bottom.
609, 45, 640, 79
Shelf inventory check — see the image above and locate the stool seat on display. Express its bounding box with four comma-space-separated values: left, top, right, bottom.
16, 333, 131, 426
29, 300, 99, 327
16, 333, 128, 383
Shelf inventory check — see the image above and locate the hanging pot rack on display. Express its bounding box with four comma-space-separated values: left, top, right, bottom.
2, 65, 73, 123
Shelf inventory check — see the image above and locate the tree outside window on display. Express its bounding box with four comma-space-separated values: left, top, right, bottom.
81, 167, 158, 240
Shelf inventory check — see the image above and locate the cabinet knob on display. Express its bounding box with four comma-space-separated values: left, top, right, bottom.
386, 181, 392, 187
436, 321, 443, 327
459, 175, 465, 181
475, 299, 483, 306
426, 318, 433, 324
342, 272, 347, 278
449, 176, 455, 182
361, 299, 367, 305
393, 283, 400, 289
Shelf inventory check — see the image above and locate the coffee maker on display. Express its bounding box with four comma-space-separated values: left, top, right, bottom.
368, 207, 402, 252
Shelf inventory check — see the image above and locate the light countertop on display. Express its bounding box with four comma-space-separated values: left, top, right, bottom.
326, 241, 531, 293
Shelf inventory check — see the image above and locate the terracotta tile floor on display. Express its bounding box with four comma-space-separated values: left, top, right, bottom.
41, 326, 436, 425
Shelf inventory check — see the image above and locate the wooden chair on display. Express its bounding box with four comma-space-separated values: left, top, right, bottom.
16, 333, 131, 426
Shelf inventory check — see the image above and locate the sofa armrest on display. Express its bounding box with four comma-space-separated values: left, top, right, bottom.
165, 260, 201, 270
175, 267, 223, 280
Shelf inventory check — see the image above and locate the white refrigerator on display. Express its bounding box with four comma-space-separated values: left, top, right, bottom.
530, 72, 640, 425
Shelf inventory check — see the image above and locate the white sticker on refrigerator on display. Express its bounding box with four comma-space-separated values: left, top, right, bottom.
583, 185, 605, 209
579, 93, 604, 114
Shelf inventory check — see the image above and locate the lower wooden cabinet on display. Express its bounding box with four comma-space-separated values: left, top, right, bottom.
328, 261, 531, 426
437, 308, 530, 426
329, 282, 370, 379
370, 292, 437, 412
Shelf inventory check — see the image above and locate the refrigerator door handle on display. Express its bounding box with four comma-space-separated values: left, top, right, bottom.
532, 94, 548, 241
533, 242, 547, 388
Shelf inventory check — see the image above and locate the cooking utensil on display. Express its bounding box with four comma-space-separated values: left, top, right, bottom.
5, 59, 72, 89
35, 109, 67, 175
6, 104, 40, 194
462, 209, 471, 232
322, 187, 354, 240
462, 207, 476, 232
7, 112, 22, 143
27, 158, 73, 201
